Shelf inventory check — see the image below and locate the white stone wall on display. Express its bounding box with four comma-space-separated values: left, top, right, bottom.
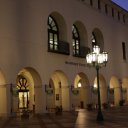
0, 0, 127, 115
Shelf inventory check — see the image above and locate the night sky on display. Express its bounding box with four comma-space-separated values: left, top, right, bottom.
112, 0, 128, 11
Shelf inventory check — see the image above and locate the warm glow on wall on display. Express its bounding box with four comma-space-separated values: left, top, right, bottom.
78, 81, 82, 88
94, 84, 97, 88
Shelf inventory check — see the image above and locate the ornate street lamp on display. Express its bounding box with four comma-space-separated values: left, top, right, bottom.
86, 45, 108, 121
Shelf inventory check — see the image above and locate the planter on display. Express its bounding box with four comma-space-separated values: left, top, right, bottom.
119, 100, 125, 106
86, 104, 93, 111
55, 106, 62, 115
102, 103, 108, 109
21, 110, 29, 119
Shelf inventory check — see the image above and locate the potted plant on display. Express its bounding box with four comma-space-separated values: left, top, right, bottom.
119, 99, 125, 106
21, 109, 29, 119
102, 103, 108, 109
55, 106, 62, 115
86, 103, 93, 111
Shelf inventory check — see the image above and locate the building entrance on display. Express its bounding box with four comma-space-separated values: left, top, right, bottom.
17, 75, 30, 110
18, 91, 29, 109
15, 67, 43, 114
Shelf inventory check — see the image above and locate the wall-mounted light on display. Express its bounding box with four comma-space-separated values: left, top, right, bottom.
78, 81, 82, 88
94, 84, 97, 88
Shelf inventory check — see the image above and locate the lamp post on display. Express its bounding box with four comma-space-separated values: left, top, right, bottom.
86, 45, 108, 121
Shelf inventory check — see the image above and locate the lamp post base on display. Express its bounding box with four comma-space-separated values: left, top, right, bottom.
97, 110, 104, 121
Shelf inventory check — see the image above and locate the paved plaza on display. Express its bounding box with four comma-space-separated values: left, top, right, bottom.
1, 106, 128, 128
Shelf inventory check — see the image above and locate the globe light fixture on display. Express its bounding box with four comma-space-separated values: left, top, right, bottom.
86, 45, 108, 121
78, 81, 82, 88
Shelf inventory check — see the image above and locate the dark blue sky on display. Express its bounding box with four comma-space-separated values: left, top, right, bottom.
112, 0, 128, 11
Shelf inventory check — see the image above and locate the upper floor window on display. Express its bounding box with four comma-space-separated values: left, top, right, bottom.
112, 8, 114, 18
90, 0, 93, 6
92, 29, 104, 52
92, 32, 97, 48
122, 42, 126, 61
118, 11, 120, 21
48, 16, 59, 51
98, 0, 101, 10
105, 4, 108, 15
72, 25, 80, 55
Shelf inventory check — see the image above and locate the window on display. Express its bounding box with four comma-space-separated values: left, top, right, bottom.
72, 25, 80, 55
105, 4, 108, 15
118, 11, 120, 21
48, 16, 59, 51
92, 32, 97, 48
98, 0, 101, 10
122, 42, 126, 60
90, 0, 93, 6
123, 15, 125, 23
112, 8, 114, 18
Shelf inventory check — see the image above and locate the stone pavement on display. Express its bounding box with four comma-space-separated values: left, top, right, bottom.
1, 106, 128, 128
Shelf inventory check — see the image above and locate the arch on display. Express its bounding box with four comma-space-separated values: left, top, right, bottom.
73, 21, 88, 46
73, 72, 91, 109
49, 11, 67, 41
109, 76, 121, 106
50, 70, 69, 88
92, 28, 104, 51
122, 77, 128, 103
110, 76, 120, 88
48, 16, 59, 51
13, 67, 43, 113
72, 24, 80, 55
47, 70, 70, 111
74, 72, 89, 88
93, 74, 107, 105
94, 74, 107, 88
0, 70, 7, 116
122, 77, 128, 88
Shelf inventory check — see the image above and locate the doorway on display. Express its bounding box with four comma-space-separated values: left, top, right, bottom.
18, 91, 29, 109
15, 67, 43, 114
17, 75, 29, 111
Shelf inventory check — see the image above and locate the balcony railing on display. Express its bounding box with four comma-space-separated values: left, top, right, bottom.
59, 41, 70, 55
73, 46, 90, 58
48, 41, 70, 55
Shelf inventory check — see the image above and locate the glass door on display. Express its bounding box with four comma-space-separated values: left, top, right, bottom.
18, 91, 29, 109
